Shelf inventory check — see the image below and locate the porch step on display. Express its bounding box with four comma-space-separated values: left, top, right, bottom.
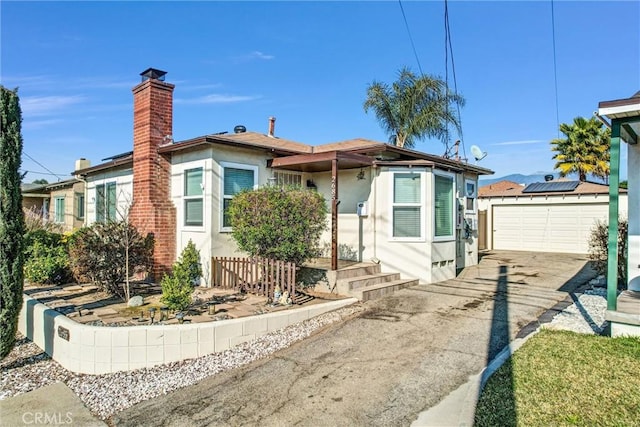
337, 272, 401, 293
333, 263, 382, 281
349, 278, 420, 301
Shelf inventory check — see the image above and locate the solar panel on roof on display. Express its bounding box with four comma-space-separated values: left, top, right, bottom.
522, 181, 580, 193
101, 151, 133, 161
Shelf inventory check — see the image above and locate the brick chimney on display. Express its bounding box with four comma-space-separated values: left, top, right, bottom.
129, 68, 176, 280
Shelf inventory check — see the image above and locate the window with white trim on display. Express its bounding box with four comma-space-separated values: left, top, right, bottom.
184, 167, 204, 226
392, 172, 422, 239
75, 192, 85, 220
221, 163, 258, 230
95, 182, 117, 222
54, 197, 65, 223
464, 179, 477, 212
434, 173, 454, 239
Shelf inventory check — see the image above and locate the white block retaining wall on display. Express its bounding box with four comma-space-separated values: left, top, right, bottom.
17, 295, 357, 375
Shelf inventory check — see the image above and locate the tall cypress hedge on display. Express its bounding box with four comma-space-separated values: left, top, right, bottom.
0, 87, 26, 359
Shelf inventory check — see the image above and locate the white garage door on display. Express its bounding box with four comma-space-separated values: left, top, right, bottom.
492, 204, 609, 254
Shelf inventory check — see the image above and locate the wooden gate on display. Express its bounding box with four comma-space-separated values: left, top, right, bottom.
478, 210, 487, 250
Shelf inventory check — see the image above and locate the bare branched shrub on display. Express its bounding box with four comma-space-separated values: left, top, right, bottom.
588, 218, 628, 289
23, 206, 62, 233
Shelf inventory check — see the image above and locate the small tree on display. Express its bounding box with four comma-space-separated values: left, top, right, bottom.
1, 86, 26, 359
178, 240, 202, 285
68, 221, 154, 300
228, 186, 328, 265
161, 243, 200, 311
588, 218, 628, 288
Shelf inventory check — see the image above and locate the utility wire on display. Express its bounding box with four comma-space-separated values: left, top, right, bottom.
398, 0, 424, 76
23, 152, 65, 181
550, 0, 560, 138
19, 170, 70, 178
444, 0, 465, 159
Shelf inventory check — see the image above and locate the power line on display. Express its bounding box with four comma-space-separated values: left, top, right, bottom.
550, 0, 560, 138
444, 0, 465, 159
398, 0, 424, 76
22, 152, 65, 181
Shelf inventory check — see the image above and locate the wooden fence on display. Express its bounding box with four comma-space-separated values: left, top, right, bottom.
211, 257, 297, 302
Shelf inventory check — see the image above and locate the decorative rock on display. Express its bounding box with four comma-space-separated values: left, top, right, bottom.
127, 296, 144, 307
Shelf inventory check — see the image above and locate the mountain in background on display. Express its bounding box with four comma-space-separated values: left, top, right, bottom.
479, 172, 560, 187
480, 172, 608, 187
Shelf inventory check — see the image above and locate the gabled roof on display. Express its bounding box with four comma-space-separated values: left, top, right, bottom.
479, 180, 523, 197
158, 132, 312, 156
79, 131, 494, 177
479, 179, 623, 198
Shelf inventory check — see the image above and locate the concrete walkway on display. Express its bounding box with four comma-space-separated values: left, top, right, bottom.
0, 382, 107, 427
108, 250, 596, 426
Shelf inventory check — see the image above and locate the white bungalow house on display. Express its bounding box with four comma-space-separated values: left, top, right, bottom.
597, 91, 640, 336
74, 68, 493, 298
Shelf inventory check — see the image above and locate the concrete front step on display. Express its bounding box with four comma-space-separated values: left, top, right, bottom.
333, 263, 382, 281
338, 272, 401, 292
349, 279, 419, 301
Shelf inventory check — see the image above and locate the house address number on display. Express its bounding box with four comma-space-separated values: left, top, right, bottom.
58, 326, 70, 341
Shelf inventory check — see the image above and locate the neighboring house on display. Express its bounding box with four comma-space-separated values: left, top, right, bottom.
21, 170, 88, 232
74, 68, 493, 285
478, 179, 628, 254
21, 182, 50, 219
598, 91, 640, 337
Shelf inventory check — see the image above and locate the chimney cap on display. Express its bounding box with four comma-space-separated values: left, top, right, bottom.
140, 68, 167, 82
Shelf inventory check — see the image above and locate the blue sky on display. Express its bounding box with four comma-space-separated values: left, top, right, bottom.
2, 1, 638, 182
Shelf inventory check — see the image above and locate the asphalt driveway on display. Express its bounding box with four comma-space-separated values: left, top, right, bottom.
111, 250, 597, 427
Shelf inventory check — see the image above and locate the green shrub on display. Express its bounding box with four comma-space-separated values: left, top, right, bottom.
23, 230, 71, 285
160, 243, 200, 310
67, 221, 154, 299
228, 186, 328, 265
588, 218, 628, 288
178, 240, 202, 285
161, 263, 193, 311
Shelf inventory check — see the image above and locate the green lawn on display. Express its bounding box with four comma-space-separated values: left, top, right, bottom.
475, 329, 640, 427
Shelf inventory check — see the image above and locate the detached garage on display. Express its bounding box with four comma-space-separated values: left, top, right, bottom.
479, 180, 628, 254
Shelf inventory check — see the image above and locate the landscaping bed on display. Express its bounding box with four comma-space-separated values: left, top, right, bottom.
23, 280, 333, 327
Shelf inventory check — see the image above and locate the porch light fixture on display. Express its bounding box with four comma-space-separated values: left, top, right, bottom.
176, 312, 185, 324
356, 168, 365, 180
207, 302, 216, 315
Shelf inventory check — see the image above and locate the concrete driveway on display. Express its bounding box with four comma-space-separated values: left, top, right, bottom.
111, 251, 596, 427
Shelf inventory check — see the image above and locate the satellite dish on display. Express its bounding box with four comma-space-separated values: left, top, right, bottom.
470, 145, 487, 161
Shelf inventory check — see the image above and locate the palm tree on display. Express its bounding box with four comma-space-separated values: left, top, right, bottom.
363, 67, 464, 149
550, 117, 610, 182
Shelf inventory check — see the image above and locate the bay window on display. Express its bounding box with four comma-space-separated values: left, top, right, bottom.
221, 162, 258, 230
392, 172, 423, 239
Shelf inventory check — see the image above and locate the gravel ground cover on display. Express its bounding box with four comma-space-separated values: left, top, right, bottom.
1, 287, 608, 420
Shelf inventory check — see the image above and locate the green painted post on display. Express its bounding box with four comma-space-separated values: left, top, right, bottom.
606, 119, 621, 311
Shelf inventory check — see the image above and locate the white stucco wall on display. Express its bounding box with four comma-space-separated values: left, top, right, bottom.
171, 144, 312, 285
315, 168, 375, 263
